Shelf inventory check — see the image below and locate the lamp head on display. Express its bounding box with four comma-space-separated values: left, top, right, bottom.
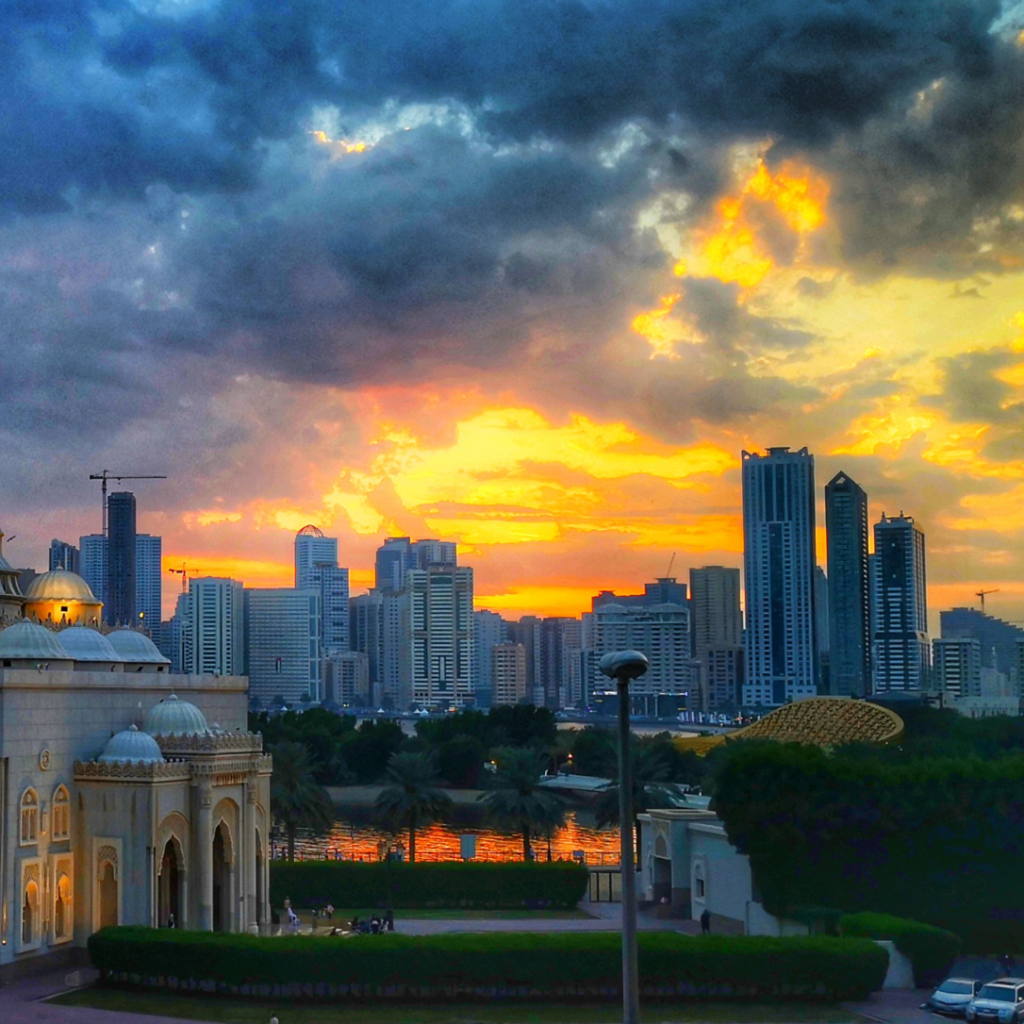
598, 650, 649, 681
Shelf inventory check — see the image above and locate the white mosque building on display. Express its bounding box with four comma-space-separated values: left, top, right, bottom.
0, 529, 271, 975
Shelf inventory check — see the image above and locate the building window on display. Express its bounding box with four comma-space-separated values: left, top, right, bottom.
20, 789, 39, 845
52, 786, 70, 841
694, 863, 706, 899
22, 880, 38, 946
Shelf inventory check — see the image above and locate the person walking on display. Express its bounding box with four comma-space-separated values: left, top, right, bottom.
700, 909, 711, 935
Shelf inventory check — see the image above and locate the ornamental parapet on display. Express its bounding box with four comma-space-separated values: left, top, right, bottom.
154, 731, 264, 756
74, 760, 192, 782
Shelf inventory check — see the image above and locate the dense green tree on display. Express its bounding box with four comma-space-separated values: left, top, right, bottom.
269, 741, 336, 861
595, 738, 688, 858
374, 752, 453, 862
437, 735, 487, 788
479, 747, 568, 860
341, 719, 405, 783
415, 709, 491, 747
488, 704, 558, 748
569, 726, 617, 776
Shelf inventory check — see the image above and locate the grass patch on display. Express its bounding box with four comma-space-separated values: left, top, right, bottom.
50, 987, 863, 1023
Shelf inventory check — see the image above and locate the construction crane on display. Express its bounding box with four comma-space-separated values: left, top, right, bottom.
168, 563, 201, 594
664, 552, 677, 578
89, 470, 167, 535
976, 589, 1000, 614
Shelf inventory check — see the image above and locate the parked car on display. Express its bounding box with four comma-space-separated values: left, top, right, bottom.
966, 979, 1024, 1024
924, 978, 983, 1016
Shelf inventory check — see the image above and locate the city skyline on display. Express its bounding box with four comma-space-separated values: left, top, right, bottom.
4, 3, 1024, 631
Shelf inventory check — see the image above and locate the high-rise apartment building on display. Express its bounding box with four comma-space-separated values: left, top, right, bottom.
825, 471, 871, 697
705, 647, 745, 710
412, 540, 457, 569
49, 539, 79, 574
381, 588, 411, 708
540, 617, 582, 709
492, 643, 527, 706
689, 566, 741, 659
314, 563, 349, 652
939, 608, 1024, 679
167, 591, 191, 675
106, 491, 137, 626
473, 609, 508, 709
408, 564, 474, 708
872, 513, 928, 692
79, 534, 107, 606
375, 537, 413, 591
136, 533, 162, 638
188, 577, 245, 677
932, 637, 981, 698
741, 447, 818, 706
294, 525, 337, 590
325, 650, 370, 705
244, 588, 321, 706
350, 590, 384, 691
590, 601, 695, 700
506, 615, 542, 705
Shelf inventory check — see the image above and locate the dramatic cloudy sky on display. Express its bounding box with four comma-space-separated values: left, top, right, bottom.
3, 0, 1024, 627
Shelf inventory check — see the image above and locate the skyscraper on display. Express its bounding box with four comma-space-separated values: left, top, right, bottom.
350, 590, 384, 694
106, 491, 137, 626
375, 537, 413, 591
473, 609, 508, 709
741, 446, 818, 706
188, 577, 245, 676
244, 588, 321, 706
690, 566, 743, 711
939, 608, 1024, 679
49, 539, 79, 574
136, 533, 162, 638
492, 643, 527, 705
825, 471, 871, 697
932, 637, 981, 698
79, 533, 107, 606
313, 563, 349, 652
539, 617, 582, 709
872, 513, 928, 692
294, 525, 337, 590
506, 615, 542, 704
408, 563, 474, 708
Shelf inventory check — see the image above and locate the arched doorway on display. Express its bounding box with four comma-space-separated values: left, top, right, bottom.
99, 862, 118, 929
54, 873, 71, 940
22, 880, 38, 945
212, 824, 231, 932
158, 840, 181, 928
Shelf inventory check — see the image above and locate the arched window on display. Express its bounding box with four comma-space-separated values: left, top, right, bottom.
22, 880, 38, 945
20, 789, 38, 845
54, 873, 72, 940
693, 862, 706, 899
52, 786, 70, 841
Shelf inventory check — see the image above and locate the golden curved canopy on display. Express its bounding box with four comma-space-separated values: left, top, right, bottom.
24, 569, 102, 626
676, 697, 904, 756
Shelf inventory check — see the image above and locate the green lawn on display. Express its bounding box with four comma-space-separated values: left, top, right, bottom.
300, 907, 591, 921
50, 987, 863, 1024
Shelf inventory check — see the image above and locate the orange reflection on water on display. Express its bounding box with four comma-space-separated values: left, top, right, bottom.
288, 810, 621, 864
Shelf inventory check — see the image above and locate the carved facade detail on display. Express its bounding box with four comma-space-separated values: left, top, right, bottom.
74, 761, 191, 781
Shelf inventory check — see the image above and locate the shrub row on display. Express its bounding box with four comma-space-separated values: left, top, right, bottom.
269, 860, 589, 910
840, 912, 962, 987
89, 928, 889, 1002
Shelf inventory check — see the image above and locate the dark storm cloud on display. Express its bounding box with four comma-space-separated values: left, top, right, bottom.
0, 0, 1006, 213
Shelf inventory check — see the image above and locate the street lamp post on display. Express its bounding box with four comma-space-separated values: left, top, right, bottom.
599, 649, 649, 1024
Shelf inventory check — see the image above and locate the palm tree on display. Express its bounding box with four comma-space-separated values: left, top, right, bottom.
269, 740, 336, 861
595, 740, 687, 862
479, 747, 568, 861
374, 752, 452, 863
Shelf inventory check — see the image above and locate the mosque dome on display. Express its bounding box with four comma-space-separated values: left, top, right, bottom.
0, 619, 72, 662
23, 569, 102, 626
98, 724, 164, 764
58, 627, 123, 663
107, 628, 170, 665
25, 570, 97, 602
144, 694, 210, 736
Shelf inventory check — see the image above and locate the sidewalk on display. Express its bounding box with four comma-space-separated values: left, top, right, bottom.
1, 968, 209, 1024
843, 988, 935, 1024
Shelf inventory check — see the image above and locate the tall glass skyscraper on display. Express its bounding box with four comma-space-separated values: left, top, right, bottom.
48, 539, 80, 574
294, 525, 338, 590
106, 491, 136, 627
825, 471, 871, 697
872, 512, 928, 692
136, 533, 162, 637
741, 447, 818, 706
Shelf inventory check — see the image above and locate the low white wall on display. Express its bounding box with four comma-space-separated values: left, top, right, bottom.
876, 939, 915, 989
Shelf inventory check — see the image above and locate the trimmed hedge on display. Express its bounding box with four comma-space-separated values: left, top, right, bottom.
89, 928, 889, 1002
269, 860, 589, 910
840, 912, 962, 986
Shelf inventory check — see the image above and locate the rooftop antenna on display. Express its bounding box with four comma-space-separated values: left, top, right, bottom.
89, 470, 167, 536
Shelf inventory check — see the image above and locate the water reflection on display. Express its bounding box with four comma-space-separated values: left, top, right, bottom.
285, 805, 621, 864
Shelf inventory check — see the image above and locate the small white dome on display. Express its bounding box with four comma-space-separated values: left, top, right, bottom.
144, 693, 210, 736
99, 724, 164, 764
59, 627, 124, 662
106, 629, 170, 665
0, 620, 72, 661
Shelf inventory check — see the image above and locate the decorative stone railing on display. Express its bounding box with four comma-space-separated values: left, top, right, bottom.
74, 760, 192, 781
154, 732, 264, 756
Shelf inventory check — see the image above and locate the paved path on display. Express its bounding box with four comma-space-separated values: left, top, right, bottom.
1, 968, 210, 1024
844, 988, 935, 1024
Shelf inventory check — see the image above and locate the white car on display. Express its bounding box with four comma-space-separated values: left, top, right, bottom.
966, 979, 1024, 1024
924, 978, 982, 1017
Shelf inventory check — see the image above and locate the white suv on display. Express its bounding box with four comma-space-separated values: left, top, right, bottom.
966, 979, 1024, 1024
